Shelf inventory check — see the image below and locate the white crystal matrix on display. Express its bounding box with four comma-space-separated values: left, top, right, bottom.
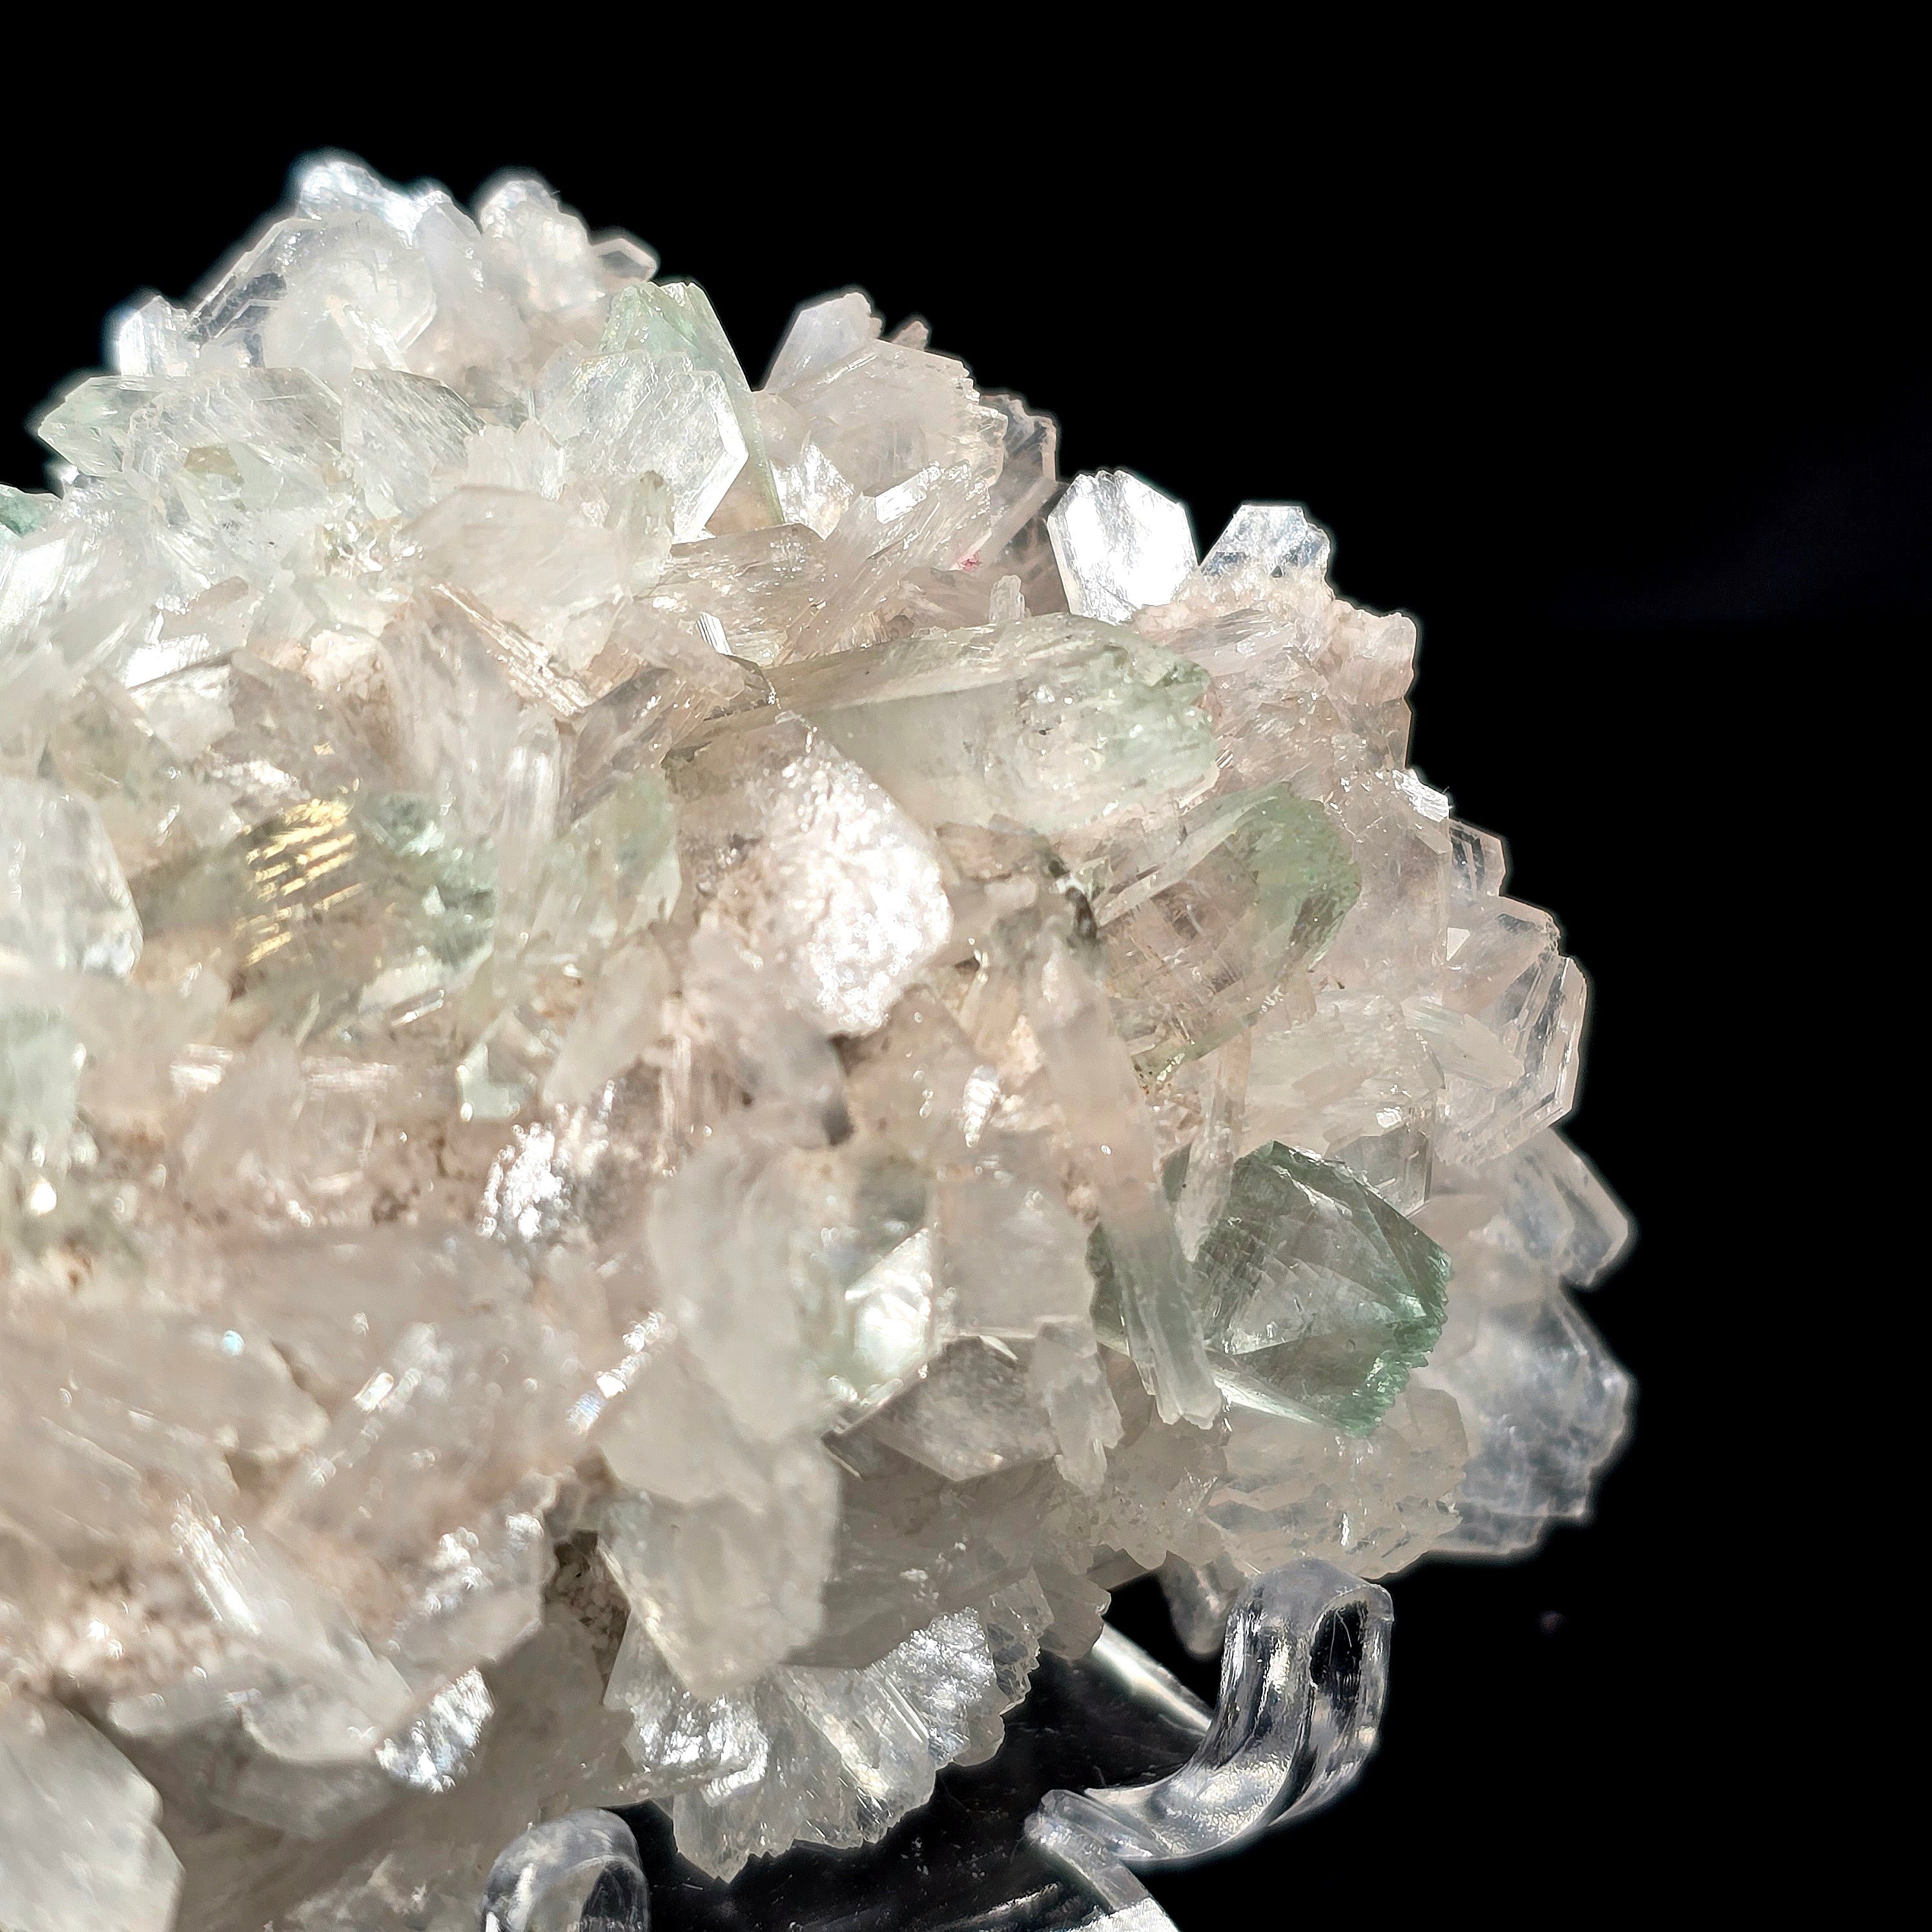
0, 156, 1631, 1927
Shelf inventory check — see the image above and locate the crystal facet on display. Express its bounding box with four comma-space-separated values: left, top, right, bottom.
0, 155, 1631, 1924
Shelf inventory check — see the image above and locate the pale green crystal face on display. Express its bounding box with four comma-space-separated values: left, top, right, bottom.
1, 482, 55, 537
1093, 1140, 1450, 1436
0, 153, 1629, 1920
0, 775, 143, 978
136, 792, 497, 1028
1189, 1142, 1451, 1434
770, 613, 1216, 835
523, 768, 679, 969
1096, 783, 1361, 1075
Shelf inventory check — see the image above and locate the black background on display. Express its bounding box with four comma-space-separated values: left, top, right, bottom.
3, 76, 1914, 1922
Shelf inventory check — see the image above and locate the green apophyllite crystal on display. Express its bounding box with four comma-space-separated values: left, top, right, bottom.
1099, 785, 1361, 1075
525, 768, 679, 966
1190, 1142, 1450, 1434
769, 614, 1217, 836
599, 280, 779, 522
1, 483, 54, 537
137, 792, 497, 1023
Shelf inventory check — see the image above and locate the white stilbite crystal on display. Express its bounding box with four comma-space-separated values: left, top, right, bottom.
763, 291, 883, 393
0, 774, 143, 977
597, 1443, 839, 1702
1049, 469, 1198, 621
1206, 1385, 1470, 1581
1410, 1138, 1635, 1553
1420, 1279, 1631, 1556
668, 712, 952, 1034
1202, 502, 1333, 581
0, 1695, 183, 1932
603, 1577, 1049, 1878
0, 154, 1630, 1918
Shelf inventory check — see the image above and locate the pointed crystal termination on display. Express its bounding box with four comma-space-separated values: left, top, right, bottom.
1494, 1127, 1632, 1288
1201, 502, 1333, 580
599, 279, 780, 526
1048, 469, 1197, 621
769, 613, 1215, 836
0, 151, 1629, 1920
1113, 1142, 1451, 1435
0, 776, 143, 979
1094, 784, 1361, 1074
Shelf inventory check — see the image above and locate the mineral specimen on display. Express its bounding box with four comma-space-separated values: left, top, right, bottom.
0, 155, 1631, 1926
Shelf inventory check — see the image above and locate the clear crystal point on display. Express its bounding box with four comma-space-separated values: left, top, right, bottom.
0, 156, 1629, 1922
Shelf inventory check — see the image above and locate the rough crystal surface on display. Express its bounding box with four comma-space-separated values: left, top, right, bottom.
0, 154, 1631, 1921
770, 613, 1215, 836
1049, 471, 1197, 622
1, 775, 143, 978
603, 1578, 1048, 1878
0, 1694, 182, 1932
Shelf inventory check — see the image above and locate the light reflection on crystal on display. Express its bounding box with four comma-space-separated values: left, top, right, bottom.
0, 153, 1629, 1927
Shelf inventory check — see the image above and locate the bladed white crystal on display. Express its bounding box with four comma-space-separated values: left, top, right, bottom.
670, 712, 953, 1033
0, 155, 1629, 1920
0, 776, 143, 978
1049, 469, 1198, 621
603, 1579, 1048, 1879
770, 613, 1216, 836
0, 1696, 182, 1932
1202, 502, 1333, 581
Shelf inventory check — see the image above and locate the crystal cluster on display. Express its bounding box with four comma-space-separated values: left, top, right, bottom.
0, 157, 1631, 1930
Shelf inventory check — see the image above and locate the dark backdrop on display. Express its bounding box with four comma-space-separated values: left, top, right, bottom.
4, 94, 1915, 1921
